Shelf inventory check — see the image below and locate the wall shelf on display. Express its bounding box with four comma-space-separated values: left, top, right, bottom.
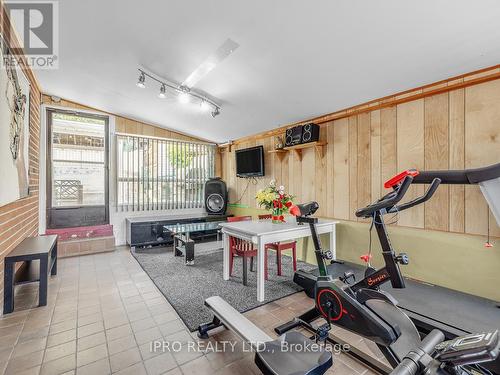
268, 149, 288, 161
283, 141, 327, 161
268, 141, 327, 162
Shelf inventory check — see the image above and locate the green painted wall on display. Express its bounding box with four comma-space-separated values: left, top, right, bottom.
228, 206, 500, 301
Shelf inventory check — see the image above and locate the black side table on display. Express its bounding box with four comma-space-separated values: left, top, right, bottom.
3, 235, 58, 314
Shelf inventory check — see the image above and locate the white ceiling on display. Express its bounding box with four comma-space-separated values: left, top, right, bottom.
31, 0, 500, 143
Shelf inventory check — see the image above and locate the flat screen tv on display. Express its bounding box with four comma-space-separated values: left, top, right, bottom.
236, 146, 265, 177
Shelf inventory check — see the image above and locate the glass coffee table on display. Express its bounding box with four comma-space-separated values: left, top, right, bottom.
163, 221, 225, 265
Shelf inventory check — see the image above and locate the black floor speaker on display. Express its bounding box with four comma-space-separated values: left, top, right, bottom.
204, 177, 228, 215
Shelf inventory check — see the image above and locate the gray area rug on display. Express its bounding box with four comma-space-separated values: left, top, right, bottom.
132, 242, 316, 332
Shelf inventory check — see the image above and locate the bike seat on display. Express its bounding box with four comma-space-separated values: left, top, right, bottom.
254, 331, 333, 375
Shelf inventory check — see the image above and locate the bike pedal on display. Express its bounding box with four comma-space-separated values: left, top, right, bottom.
315, 324, 330, 343
340, 271, 356, 284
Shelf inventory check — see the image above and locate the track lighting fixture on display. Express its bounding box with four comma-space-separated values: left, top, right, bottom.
136, 72, 146, 88
158, 84, 167, 99
136, 68, 221, 117
211, 107, 220, 118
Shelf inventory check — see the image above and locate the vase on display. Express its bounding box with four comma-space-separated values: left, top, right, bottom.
272, 209, 284, 223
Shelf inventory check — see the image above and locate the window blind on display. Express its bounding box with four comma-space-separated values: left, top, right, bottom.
116, 134, 216, 211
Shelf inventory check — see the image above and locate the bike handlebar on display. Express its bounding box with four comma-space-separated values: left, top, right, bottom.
355, 176, 441, 218
391, 330, 445, 375
355, 175, 414, 218
389, 178, 441, 213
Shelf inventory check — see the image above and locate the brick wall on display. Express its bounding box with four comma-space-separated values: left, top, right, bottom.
0, 3, 42, 302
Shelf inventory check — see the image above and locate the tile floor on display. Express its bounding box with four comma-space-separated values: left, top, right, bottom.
0, 247, 381, 375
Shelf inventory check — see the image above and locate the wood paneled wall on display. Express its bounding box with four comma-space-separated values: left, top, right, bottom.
0, 3, 42, 303
221, 76, 500, 238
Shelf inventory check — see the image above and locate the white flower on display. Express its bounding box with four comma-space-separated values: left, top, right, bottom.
269, 179, 276, 187
279, 185, 285, 191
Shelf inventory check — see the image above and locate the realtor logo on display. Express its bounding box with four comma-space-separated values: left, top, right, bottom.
2, 1, 59, 69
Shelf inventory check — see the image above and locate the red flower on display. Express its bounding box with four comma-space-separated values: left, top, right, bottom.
273, 200, 278, 208
285, 201, 292, 208
279, 215, 284, 221
278, 201, 283, 208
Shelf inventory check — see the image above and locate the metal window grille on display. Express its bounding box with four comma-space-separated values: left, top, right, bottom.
116, 134, 216, 211
54, 180, 83, 205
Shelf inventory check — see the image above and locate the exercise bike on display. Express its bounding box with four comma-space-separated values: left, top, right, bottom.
276, 172, 436, 369
200, 170, 499, 374
276, 171, 499, 374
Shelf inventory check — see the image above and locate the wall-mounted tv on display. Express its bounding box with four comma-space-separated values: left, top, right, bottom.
236, 146, 265, 178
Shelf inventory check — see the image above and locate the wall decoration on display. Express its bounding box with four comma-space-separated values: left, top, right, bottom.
0, 35, 31, 207
274, 135, 284, 150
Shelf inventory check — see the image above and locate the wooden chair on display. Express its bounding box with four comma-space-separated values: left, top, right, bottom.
227, 216, 266, 285
258, 214, 297, 276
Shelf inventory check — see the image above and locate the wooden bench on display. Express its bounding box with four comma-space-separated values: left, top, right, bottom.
3, 235, 58, 314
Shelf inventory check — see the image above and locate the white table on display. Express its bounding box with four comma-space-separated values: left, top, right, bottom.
219, 220, 338, 302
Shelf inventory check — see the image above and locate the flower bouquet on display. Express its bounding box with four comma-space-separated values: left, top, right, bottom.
255, 180, 294, 223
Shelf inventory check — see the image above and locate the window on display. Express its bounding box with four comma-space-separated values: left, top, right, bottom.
51, 114, 106, 206
116, 134, 216, 211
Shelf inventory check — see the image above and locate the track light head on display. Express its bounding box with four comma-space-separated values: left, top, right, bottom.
211, 107, 220, 118
136, 72, 146, 88
158, 84, 167, 99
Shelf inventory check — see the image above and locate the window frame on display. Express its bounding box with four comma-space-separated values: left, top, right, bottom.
46, 108, 110, 228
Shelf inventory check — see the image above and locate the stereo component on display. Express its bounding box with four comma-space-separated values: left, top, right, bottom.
301, 123, 320, 143
285, 125, 303, 147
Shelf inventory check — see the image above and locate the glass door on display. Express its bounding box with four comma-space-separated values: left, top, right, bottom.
47, 109, 109, 228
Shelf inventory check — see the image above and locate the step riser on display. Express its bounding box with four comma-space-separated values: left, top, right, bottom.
58, 236, 115, 258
